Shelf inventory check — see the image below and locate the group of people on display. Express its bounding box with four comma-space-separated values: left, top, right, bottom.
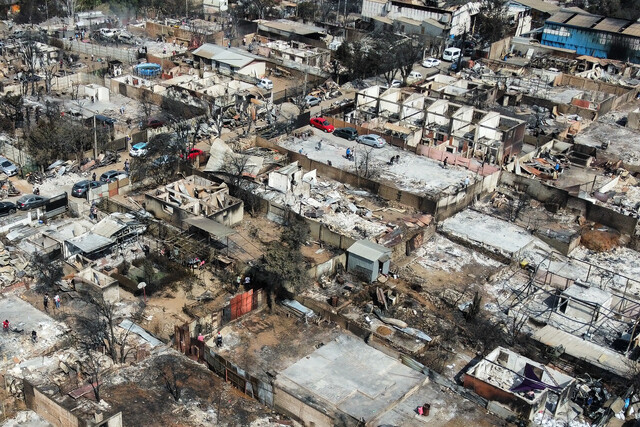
42, 293, 61, 312
3, 319, 38, 344
196, 331, 223, 348
235, 275, 251, 288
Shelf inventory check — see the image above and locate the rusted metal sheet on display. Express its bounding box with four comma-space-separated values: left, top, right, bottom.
229, 289, 253, 320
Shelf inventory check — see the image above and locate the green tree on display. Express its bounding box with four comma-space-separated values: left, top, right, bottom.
256, 215, 311, 307
297, 1, 317, 21
474, 0, 509, 44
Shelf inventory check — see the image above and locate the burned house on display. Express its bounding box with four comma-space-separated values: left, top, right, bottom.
464, 347, 575, 421
352, 88, 526, 165
74, 267, 120, 303
144, 176, 243, 229
558, 283, 612, 323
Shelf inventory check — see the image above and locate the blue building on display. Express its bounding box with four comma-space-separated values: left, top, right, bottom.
541, 9, 640, 63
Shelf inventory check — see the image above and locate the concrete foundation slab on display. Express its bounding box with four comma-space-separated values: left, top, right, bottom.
275, 334, 425, 424
439, 209, 542, 260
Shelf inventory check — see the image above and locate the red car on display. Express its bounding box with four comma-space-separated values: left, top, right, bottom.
310, 117, 334, 133
144, 118, 165, 129
181, 148, 205, 161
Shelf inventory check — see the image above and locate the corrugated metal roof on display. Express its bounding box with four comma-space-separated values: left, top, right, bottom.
192, 44, 256, 68
547, 11, 575, 24
622, 23, 640, 36
184, 216, 236, 238
592, 17, 627, 32
67, 233, 114, 253
192, 43, 222, 60
348, 239, 391, 261
510, 0, 560, 14
257, 19, 325, 36
565, 13, 601, 28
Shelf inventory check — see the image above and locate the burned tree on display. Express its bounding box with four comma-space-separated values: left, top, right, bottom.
159, 364, 187, 402
220, 153, 250, 188
355, 146, 378, 179
254, 214, 311, 307
30, 252, 63, 293
139, 90, 155, 120
77, 297, 139, 365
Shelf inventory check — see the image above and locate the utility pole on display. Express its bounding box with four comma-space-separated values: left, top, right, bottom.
93, 114, 98, 159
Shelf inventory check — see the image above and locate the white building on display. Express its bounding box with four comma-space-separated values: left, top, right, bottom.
203, 0, 229, 16
362, 0, 481, 37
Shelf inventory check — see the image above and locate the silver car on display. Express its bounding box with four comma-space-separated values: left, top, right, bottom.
0, 157, 18, 176
356, 134, 386, 148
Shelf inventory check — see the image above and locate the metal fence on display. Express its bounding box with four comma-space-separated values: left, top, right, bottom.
63, 40, 138, 64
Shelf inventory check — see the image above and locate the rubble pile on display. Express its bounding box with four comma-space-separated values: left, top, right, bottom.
0, 242, 27, 286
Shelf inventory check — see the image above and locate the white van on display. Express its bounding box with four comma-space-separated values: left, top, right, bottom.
442, 47, 461, 62
408, 71, 423, 80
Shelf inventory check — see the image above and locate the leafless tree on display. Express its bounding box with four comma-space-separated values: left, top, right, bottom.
81, 347, 105, 402
65, 0, 77, 21
139, 90, 155, 120
220, 153, 250, 187
19, 39, 43, 96
159, 363, 187, 402
355, 146, 378, 178
78, 296, 139, 365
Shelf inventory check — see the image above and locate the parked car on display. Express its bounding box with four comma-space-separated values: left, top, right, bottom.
333, 127, 358, 141
310, 117, 334, 133
181, 148, 205, 161
71, 180, 102, 198
99, 170, 125, 183
144, 118, 165, 129
305, 95, 322, 107
16, 194, 47, 210
422, 57, 441, 68
0, 157, 18, 176
129, 142, 148, 157
381, 79, 402, 90
408, 71, 423, 81
151, 155, 178, 168
356, 134, 386, 148
256, 78, 273, 90
0, 201, 16, 216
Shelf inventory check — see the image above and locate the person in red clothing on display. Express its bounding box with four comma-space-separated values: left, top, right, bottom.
2, 319, 9, 333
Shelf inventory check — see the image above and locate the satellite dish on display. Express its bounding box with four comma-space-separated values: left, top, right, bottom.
137, 282, 147, 289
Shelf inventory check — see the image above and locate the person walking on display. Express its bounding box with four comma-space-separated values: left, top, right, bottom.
54, 294, 61, 309
31, 330, 37, 343
43, 294, 49, 312
92, 172, 97, 182
442, 157, 448, 168
216, 331, 223, 347
3, 319, 9, 333
124, 159, 130, 174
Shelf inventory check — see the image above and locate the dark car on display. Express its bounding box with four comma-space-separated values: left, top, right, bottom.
16, 194, 47, 210
99, 170, 125, 183
333, 127, 358, 141
145, 118, 165, 129
71, 180, 102, 198
0, 201, 16, 216
151, 155, 178, 168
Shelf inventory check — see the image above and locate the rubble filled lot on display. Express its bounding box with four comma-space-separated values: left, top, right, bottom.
278, 133, 472, 195
213, 311, 342, 378
0, 295, 68, 364
574, 111, 640, 168
103, 349, 279, 427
